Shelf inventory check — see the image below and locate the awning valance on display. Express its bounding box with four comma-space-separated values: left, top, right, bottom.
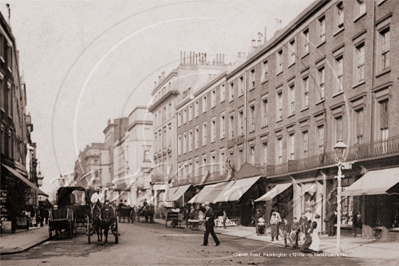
188, 182, 229, 204
255, 183, 292, 202
169, 184, 191, 201
213, 175, 262, 203
2, 164, 48, 197
342, 168, 399, 196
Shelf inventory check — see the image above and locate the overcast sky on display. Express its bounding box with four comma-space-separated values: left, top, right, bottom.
0, 0, 314, 195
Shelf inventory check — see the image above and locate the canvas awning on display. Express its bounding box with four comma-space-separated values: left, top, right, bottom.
168, 184, 191, 201
2, 164, 48, 197
255, 183, 292, 202
188, 182, 229, 204
342, 168, 399, 196
213, 175, 262, 203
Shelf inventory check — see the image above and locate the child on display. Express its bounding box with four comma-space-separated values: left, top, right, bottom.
290, 217, 300, 248
281, 218, 290, 247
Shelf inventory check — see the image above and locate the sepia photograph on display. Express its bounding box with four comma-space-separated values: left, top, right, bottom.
1, 0, 399, 265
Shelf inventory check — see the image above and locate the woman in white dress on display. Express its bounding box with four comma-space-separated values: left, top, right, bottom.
309, 214, 322, 253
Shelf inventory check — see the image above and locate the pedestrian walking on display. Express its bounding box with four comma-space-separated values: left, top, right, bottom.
299, 212, 307, 242
201, 202, 220, 246
269, 212, 280, 241
222, 210, 227, 229
324, 210, 337, 236
290, 217, 300, 248
300, 218, 313, 253
281, 218, 290, 247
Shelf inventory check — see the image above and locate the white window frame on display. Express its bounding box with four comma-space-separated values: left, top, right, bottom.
276, 49, 283, 74
211, 117, 216, 143
211, 90, 216, 108
178, 135, 182, 155
202, 96, 207, 113
303, 29, 309, 55
262, 60, 268, 82
189, 105, 193, 121
354, 42, 365, 83
220, 84, 225, 103
277, 91, 283, 120
195, 101, 199, 117
250, 69, 255, 89
249, 104, 255, 132
229, 114, 234, 139
189, 129, 193, 152
183, 132, 187, 154
195, 126, 199, 149
289, 83, 295, 114
238, 76, 244, 96
317, 66, 325, 101
229, 83, 234, 102
319, 15, 326, 43
202, 122, 207, 146
288, 39, 296, 65
220, 112, 225, 139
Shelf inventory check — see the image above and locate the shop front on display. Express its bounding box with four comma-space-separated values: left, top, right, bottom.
212, 175, 265, 226
342, 167, 399, 241
255, 183, 293, 225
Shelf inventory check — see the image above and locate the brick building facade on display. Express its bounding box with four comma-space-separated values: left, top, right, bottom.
173, 0, 399, 238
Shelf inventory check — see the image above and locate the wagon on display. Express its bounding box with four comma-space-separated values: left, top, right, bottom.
165, 210, 183, 227
117, 205, 134, 223
187, 219, 204, 231
49, 186, 90, 238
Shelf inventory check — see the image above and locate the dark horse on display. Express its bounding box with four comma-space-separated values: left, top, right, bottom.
137, 205, 154, 223
92, 201, 103, 243
100, 201, 116, 244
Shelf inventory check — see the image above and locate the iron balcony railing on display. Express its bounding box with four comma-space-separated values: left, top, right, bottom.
258, 135, 399, 178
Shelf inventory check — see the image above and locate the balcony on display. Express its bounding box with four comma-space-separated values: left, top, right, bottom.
346, 135, 399, 161
228, 138, 236, 148
263, 135, 399, 178
236, 134, 245, 145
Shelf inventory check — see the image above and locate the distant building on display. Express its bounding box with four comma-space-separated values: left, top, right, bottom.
148, 51, 229, 209
73, 143, 110, 193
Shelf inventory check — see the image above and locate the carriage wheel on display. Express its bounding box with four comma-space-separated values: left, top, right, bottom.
73, 218, 77, 237
115, 217, 119, 244
87, 216, 91, 244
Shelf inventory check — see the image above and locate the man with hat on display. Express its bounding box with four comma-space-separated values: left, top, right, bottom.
91, 187, 104, 205
201, 202, 220, 246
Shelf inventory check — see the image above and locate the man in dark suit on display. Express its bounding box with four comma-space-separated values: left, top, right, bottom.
325, 210, 337, 236
201, 202, 220, 246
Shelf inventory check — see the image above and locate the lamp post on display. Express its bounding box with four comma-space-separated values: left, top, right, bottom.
36, 161, 44, 187
333, 139, 347, 253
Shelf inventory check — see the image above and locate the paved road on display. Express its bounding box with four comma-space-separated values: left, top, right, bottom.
1, 222, 395, 265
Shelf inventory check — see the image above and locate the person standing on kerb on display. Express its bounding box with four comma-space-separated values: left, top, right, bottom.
201, 202, 220, 246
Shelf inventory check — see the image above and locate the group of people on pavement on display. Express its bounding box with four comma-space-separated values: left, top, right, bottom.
253, 207, 324, 253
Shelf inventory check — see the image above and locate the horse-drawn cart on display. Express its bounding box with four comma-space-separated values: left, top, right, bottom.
165, 209, 183, 228
87, 201, 119, 244
117, 204, 134, 223
49, 186, 90, 238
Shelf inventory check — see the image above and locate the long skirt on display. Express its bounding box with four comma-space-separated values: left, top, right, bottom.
301, 233, 312, 252
270, 224, 278, 238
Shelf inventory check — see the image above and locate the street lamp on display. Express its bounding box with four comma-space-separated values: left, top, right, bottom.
58, 174, 65, 187
37, 162, 44, 187
333, 139, 347, 253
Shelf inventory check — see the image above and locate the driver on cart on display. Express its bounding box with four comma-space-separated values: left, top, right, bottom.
91, 188, 104, 206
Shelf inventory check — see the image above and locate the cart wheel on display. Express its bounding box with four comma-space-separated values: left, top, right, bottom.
87, 216, 91, 244
115, 217, 119, 244
74, 218, 77, 237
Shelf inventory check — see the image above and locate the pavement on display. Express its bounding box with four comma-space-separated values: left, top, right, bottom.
0, 225, 49, 255
155, 218, 399, 259
1, 219, 398, 260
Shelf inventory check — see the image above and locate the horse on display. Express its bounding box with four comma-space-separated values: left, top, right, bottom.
100, 202, 116, 244
92, 201, 103, 243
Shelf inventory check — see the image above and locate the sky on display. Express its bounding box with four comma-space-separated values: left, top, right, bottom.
0, 0, 314, 196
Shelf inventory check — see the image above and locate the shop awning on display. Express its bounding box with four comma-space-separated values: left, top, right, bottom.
188, 182, 229, 204
255, 183, 292, 202
2, 164, 48, 197
213, 175, 262, 203
169, 184, 191, 202
342, 168, 399, 196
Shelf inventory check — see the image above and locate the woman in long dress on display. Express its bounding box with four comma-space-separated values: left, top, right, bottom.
309, 214, 322, 253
